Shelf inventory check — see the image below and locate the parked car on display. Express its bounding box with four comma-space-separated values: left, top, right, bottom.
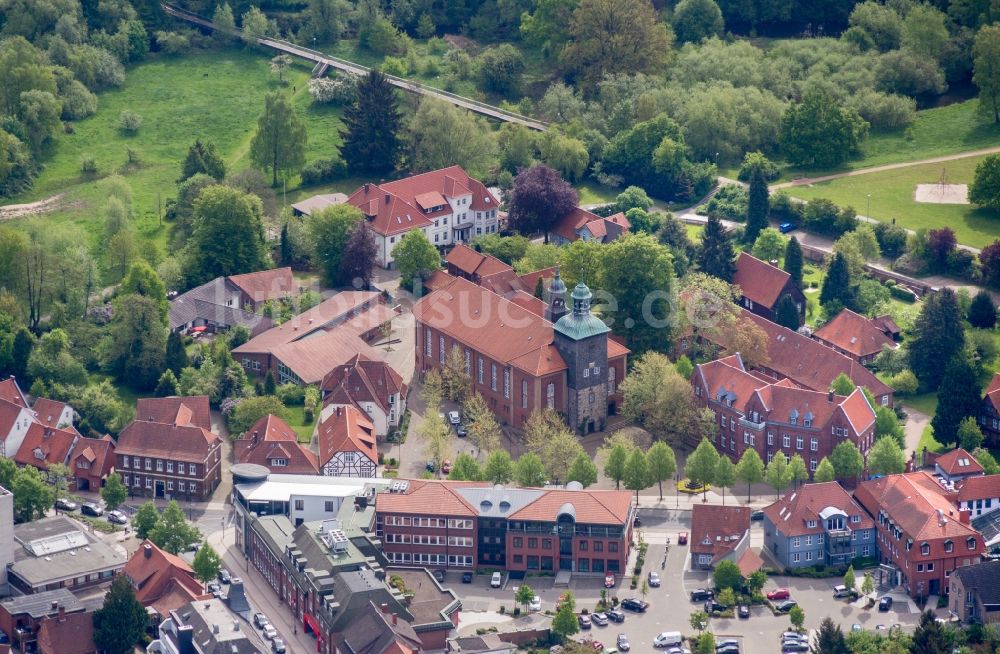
462, 572, 473, 584
666, 648, 691, 654
107, 510, 128, 525
589, 641, 604, 652
578, 614, 592, 629
781, 633, 807, 643
633, 516, 641, 527
677, 532, 688, 545
690, 589, 714, 602
81, 503, 103, 517
426, 460, 436, 473
433, 569, 446, 583
457, 425, 468, 437
766, 588, 790, 601
254, 613, 269, 628
737, 605, 750, 619
271, 639, 286, 654
653, 632, 683, 648
448, 411, 461, 425
604, 574, 615, 588
781, 642, 808, 653
704, 600, 726, 614
262, 624, 278, 640
620, 598, 648, 613
833, 585, 852, 598
716, 645, 740, 654
879, 596, 893, 611
647, 572, 660, 587
750, 510, 764, 521
779, 222, 797, 234
774, 600, 798, 613
592, 613, 608, 627
218, 569, 232, 584
529, 596, 541, 612
607, 609, 625, 623
207, 581, 221, 595
616, 634, 630, 652
716, 640, 739, 651
490, 572, 502, 588
55, 498, 78, 512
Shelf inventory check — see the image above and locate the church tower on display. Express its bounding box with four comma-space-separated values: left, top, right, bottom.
545, 268, 567, 323
552, 282, 610, 434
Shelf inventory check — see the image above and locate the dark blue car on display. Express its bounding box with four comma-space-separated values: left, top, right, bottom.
778, 222, 797, 234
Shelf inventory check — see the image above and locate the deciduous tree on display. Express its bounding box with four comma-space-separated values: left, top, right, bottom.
567, 453, 598, 487
646, 441, 677, 499
551, 595, 579, 640
308, 204, 364, 287
814, 457, 836, 482
102, 294, 167, 391
751, 228, 785, 263
975, 25, 1000, 123
830, 440, 864, 482
393, 230, 440, 292
407, 99, 497, 178
184, 186, 267, 286
449, 453, 484, 480
602, 436, 632, 490
484, 449, 515, 484
514, 452, 547, 486
958, 416, 985, 451
765, 451, 790, 498
788, 453, 808, 487
970, 154, 1000, 209
714, 455, 736, 505
101, 472, 127, 511
93, 574, 147, 654
601, 233, 675, 353
192, 541, 222, 589
149, 500, 202, 554
712, 560, 741, 590
672, 0, 724, 44
623, 447, 649, 502
735, 448, 765, 503
779, 91, 868, 169
621, 352, 701, 444
132, 501, 159, 539
12, 465, 54, 522
249, 91, 307, 186
507, 164, 577, 240
686, 438, 720, 500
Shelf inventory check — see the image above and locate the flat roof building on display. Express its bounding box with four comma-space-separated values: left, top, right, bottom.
9, 516, 125, 595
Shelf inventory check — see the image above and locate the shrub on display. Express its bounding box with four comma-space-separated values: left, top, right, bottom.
154, 30, 191, 55
703, 184, 748, 221
119, 110, 142, 133
276, 383, 306, 406
80, 155, 97, 174
737, 151, 780, 182
300, 156, 347, 185
381, 56, 407, 76
307, 76, 357, 105
888, 284, 918, 303
888, 369, 918, 394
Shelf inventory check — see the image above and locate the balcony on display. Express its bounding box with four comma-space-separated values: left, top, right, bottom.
739, 418, 765, 430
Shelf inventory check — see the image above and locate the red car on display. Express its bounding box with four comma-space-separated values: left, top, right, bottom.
604, 574, 615, 588
766, 588, 791, 601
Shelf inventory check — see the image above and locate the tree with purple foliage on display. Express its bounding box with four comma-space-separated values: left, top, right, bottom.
927, 227, 957, 270
981, 240, 1000, 288
507, 164, 578, 242
339, 221, 377, 289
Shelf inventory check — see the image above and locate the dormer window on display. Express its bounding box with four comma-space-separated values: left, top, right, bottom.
920, 542, 930, 556
968, 537, 978, 550
944, 540, 953, 553
806, 520, 816, 528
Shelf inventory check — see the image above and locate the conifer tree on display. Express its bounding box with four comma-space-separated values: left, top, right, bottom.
745, 167, 769, 244
784, 236, 803, 287
341, 71, 402, 174
909, 288, 965, 390
697, 215, 736, 281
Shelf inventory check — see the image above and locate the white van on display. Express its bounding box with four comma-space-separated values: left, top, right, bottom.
833, 585, 851, 598
653, 632, 683, 648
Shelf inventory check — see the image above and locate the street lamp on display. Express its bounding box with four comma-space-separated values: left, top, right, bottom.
221, 515, 226, 542
866, 193, 871, 218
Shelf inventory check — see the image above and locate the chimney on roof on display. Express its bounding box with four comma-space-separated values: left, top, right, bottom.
381, 603, 389, 614
252, 431, 259, 445
58, 605, 65, 622
960, 509, 971, 525
213, 624, 220, 634
144, 543, 152, 559
385, 193, 391, 204
177, 625, 195, 654
827, 391, 834, 402
392, 613, 398, 626
364, 183, 370, 193
50, 601, 58, 611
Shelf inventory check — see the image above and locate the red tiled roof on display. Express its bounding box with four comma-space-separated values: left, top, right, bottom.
732, 252, 792, 310
116, 420, 219, 463
318, 405, 378, 467
71, 435, 116, 478
550, 207, 630, 243
958, 474, 1000, 502
813, 309, 896, 359
234, 414, 319, 474
736, 548, 764, 576
518, 267, 557, 294
871, 314, 901, 336
376, 479, 480, 517
762, 482, 874, 538
690, 504, 751, 562
446, 244, 511, 279
986, 373, 1000, 414
423, 270, 456, 292
226, 267, 295, 304
234, 292, 380, 351
0, 377, 28, 408
414, 276, 569, 377
14, 423, 76, 470
508, 291, 546, 318
321, 354, 407, 417
550, 207, 600, 242
135, 396, 212, 431
509, 489, 633, 524
854, 472, 983, 551
0, 397, 29, 440
348, 167, 497, 237
738, 310, 894, 399
36, 609, 97, 654
124, 540, 208, 616
31, 398, 73, 430
934, 448, 984, 477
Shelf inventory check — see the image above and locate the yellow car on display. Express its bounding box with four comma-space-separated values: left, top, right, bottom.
676, 479, 711, 494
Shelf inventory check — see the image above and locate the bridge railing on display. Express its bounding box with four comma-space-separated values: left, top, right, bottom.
161, 2, 547, 130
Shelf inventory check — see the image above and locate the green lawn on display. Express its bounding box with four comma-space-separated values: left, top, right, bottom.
284, 406, 316, 443
780, 100, 1000, 181
902, 392, 938, 417
787, 155, 999, 248
684, 223, 704, 241
2, 49, 344, 257
917, 425, 945, 456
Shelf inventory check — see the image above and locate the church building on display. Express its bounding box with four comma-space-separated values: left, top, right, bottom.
412, 270, 628, 432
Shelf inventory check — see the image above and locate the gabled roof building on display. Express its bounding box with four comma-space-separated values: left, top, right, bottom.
234, 414, 319, 475
321, 354, 408, 439
950, 559, 1000, 623
689, 504, 751, 570
124, 540, 209, 620
547, 207, 631, 245
346, 167, 500, 268
692, 354, 877, 471
762, 482, 875, 570
168, 267, 295, 336
732, 252, 806, 325
317, 405, 378, 478
813, 308, 897, 364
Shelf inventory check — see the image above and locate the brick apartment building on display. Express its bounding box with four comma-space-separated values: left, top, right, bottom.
854, 471, 985, 598
115, 396, 222, 501
413, 273, 628, 431
692, 354, 877, 470
375, 480, 634, 574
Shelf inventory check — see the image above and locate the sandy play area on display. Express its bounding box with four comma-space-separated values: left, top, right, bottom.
914, 183, 969, 204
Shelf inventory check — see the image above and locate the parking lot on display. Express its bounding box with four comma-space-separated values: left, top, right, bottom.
450, 517, 927, 654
